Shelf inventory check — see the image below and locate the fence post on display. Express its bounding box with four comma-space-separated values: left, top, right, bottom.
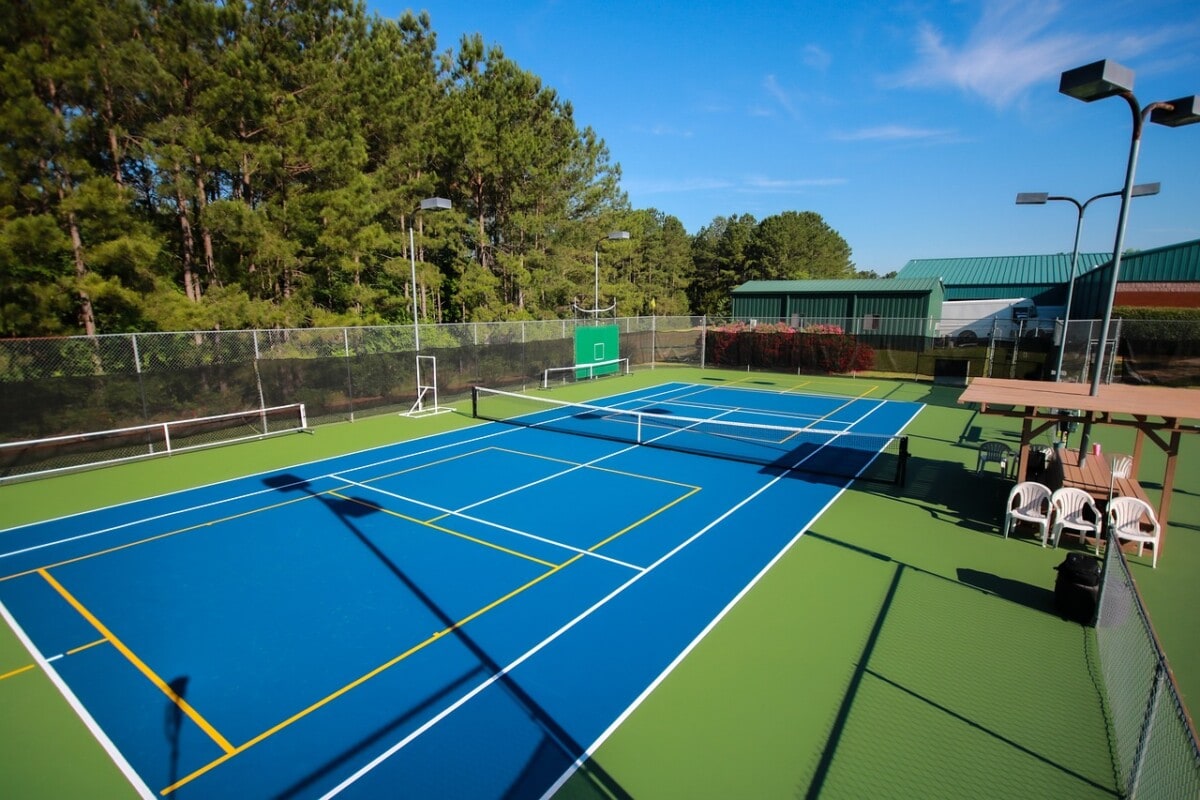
343, 327, 355, 422
651, 313, 656, 369
700, 316, 707, 368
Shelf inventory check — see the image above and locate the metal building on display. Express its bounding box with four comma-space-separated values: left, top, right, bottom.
1072, 238, 1200, 316
730, 278, 944, 339
895, 253, 1111, 305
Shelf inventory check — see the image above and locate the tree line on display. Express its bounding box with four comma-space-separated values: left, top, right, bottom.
1, 0, 870, 339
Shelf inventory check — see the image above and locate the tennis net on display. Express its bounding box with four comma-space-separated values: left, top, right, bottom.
472, 386, 908, 485
0, 403, 308, 482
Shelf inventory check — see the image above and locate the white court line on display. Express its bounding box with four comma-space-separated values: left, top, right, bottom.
333, 397, 730, 574
0, 598, 156, 800
320, 400, 868, 799
334, 478, 645, 572
0, 382, 696, 541
0, 383, 700, 563
541, 399, 926, 798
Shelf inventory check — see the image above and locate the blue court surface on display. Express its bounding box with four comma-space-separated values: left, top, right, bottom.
0, 381, 923, 799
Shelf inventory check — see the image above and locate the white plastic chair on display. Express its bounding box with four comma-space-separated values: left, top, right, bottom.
976, 441, 1013, 476
1050, 487, 1102, 549
1106, 496, 1161, 568
1002, 482, 1053, 545
1110, 454, 1133, 479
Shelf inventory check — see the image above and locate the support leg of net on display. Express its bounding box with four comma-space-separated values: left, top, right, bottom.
401, 355, 454, 418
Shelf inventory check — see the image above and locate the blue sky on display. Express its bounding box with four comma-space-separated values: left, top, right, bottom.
370, 1, 1200, 273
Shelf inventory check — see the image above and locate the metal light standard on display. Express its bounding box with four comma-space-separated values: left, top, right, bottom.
592, 230, 629, 315
1058, 59, 1199, 459
410, 196, 451, 351
1015, 182, 1160, 381
401, 197, 453, 418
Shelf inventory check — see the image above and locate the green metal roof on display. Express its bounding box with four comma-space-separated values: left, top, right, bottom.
732, 278, 942, 294
1109, 238, 1200, 280
895, 253, 1111, 286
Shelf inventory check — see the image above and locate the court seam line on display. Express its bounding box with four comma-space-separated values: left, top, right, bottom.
36, 568, 237, 754
546, 400, 927, 797
319, 400, 895, 800
323, 489, 558, 568
335, 478, 647, 572
161, 551, 592, 795
0, 597, 156, 799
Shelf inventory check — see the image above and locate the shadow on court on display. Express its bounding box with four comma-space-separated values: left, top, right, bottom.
259, 473, 632, 800
797, 531, 1117, 799
165, 675, 189, 791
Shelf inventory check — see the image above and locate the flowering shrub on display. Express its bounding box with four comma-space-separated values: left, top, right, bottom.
706, 323, 874, 373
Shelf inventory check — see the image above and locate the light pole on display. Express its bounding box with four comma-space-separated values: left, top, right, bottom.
410, 196, 451, 351
593, 230, 630, 315
1057, 59, 1198, 459
1015, 182, 1160, 381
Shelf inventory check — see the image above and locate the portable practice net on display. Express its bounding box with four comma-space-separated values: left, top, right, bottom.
542, 357, 631, 388
472, 386, 908, 485
0, 403, 308, 482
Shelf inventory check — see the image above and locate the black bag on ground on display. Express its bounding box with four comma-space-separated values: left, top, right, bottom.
1054, 552, 1102, 625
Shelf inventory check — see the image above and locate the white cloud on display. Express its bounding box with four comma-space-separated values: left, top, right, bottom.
890, 0, 1185, 108
631, 123, 694, 138
803, 44, 832, 71
831, 125, 955, 142
743, 176, 846, 191
763, 74, 800, 119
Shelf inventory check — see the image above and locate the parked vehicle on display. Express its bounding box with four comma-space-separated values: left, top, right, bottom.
936, 298, 1044, 345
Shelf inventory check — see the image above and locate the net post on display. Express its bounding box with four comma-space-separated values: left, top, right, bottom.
471, 386, 479, 419
897, 436, 910, 486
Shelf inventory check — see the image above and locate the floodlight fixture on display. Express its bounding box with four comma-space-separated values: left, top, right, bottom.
1150, 95, 1200, 127
1015, 183, 1161, 381
410, 197, 452, 351
1056, 59, 1197, 459
1059, 60, 1135, 102
593, 230, 631, 311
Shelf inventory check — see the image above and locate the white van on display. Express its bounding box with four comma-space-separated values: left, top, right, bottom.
936, 298, 1040, 346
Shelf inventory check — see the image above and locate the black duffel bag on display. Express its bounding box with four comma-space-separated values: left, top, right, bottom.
1054, 552, 1102, 625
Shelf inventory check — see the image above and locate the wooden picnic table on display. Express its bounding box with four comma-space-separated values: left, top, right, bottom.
1052, 447, 1151, 506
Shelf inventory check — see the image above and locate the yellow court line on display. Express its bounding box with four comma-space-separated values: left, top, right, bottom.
327, 491, 556, 568
588, 486, 701, 553
67, 638, 107, 656
486, 446, 699, 489
356, 445, 696, 499
162, 552, 586, 795
37, 569, 235, 755
0, 492, 323, 584
0, 662, 36, 681
342, 447, 492, 484
0, 637, 110, 682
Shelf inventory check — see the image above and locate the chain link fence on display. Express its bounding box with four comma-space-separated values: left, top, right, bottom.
0, 317, 706, 444
1096, 528, 1200, 799
2, 313, 1196, 473
701, 316, 1200, 387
